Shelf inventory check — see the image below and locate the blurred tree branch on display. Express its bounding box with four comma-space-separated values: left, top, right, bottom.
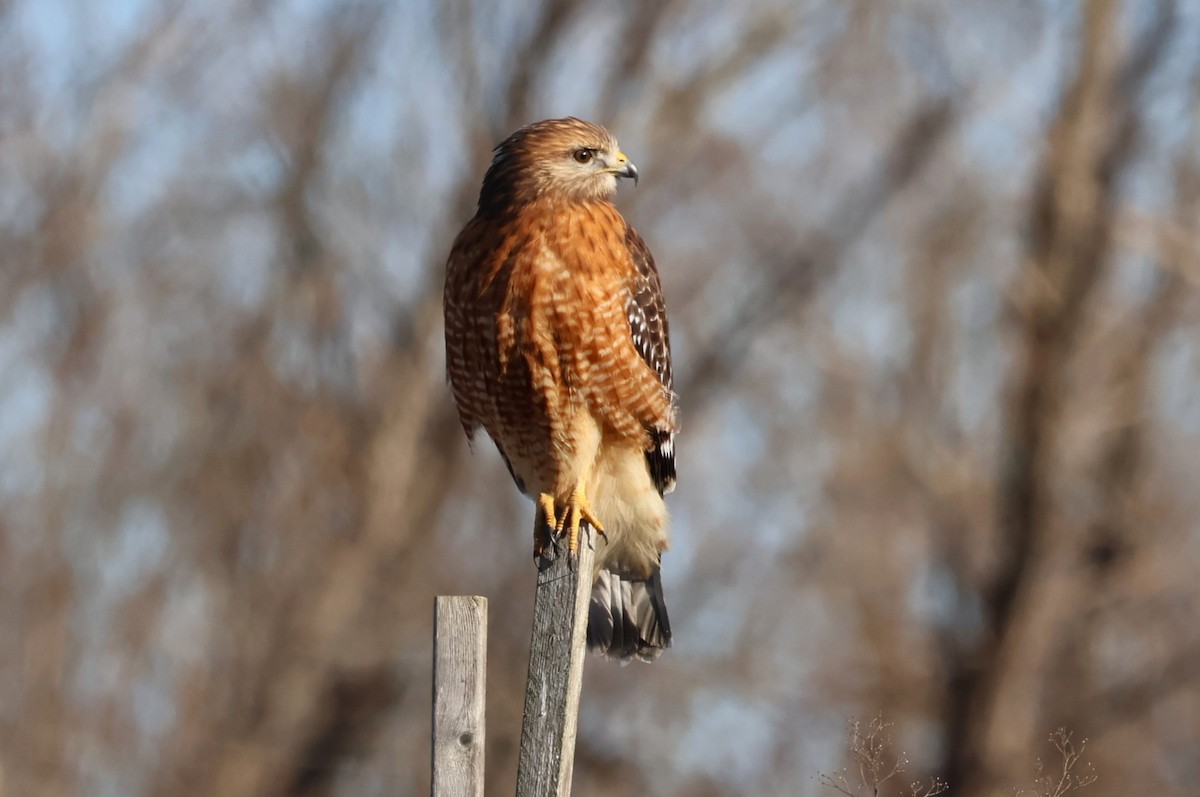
681, 102, 956, 407
942, 1, 1177, 792
4, 2, 1200, 796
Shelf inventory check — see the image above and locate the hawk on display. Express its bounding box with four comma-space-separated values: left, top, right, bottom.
444, 118, 678, 662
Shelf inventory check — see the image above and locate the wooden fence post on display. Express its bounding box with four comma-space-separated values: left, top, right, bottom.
432, 595, 488, 797
514, 527, 596, 797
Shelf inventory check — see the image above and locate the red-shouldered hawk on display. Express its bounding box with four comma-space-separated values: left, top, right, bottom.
444, 118, 678, 662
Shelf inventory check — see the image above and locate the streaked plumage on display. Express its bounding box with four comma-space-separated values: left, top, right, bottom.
443, 118, 678, 661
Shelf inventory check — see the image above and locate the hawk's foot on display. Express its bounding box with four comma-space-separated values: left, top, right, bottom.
553, 484, 605, 557
534, 493, 557, 559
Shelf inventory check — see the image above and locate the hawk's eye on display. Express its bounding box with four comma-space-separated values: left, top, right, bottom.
573, 149, 594, 164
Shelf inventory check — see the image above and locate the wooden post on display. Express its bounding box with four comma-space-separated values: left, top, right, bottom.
514, 527, 596, 797
432, 596, 488, 797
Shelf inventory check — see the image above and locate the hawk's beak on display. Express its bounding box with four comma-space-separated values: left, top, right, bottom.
611, 151, 639, 186
619, 161, 639, 186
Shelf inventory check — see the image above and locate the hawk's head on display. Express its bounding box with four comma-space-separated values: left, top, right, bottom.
478, 118, 638, 212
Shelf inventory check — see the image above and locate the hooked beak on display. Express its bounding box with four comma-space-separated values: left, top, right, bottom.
619, 161, 639, 186
610, 150, 639, 186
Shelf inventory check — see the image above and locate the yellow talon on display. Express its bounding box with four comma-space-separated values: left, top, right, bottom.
535, 493, 557, 558
536, 485, 606, 559
553, 484, 605, 556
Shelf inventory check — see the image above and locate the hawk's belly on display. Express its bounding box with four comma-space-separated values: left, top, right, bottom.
480, 362, 668, 579
481, 352, 600, 502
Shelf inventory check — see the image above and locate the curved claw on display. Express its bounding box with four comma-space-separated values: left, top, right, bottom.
541, 486, 606, 557
559, 500, 604, 557
535, 493, 558, 559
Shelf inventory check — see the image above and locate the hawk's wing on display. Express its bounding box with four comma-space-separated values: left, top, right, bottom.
624, 224, 677, 496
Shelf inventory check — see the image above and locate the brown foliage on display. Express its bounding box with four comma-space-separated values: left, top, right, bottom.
3, 1, 1200, 795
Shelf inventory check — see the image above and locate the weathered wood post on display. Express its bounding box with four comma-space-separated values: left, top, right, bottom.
431, 596, 488, 797
514, 527, 596, 797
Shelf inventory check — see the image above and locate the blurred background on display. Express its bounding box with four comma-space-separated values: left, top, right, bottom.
3, 0, 1200, 795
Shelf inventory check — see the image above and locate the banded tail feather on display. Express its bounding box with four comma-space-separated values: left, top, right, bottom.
587, 567, 671, 663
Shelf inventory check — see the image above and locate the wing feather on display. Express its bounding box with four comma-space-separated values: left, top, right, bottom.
624, 224, 677, 495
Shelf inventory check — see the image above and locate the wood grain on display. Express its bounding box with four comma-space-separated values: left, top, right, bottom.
432, 595, 488, 797
515, 528, 595, 797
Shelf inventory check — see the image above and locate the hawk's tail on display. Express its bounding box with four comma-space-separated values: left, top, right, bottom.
587, 568, 672, 663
